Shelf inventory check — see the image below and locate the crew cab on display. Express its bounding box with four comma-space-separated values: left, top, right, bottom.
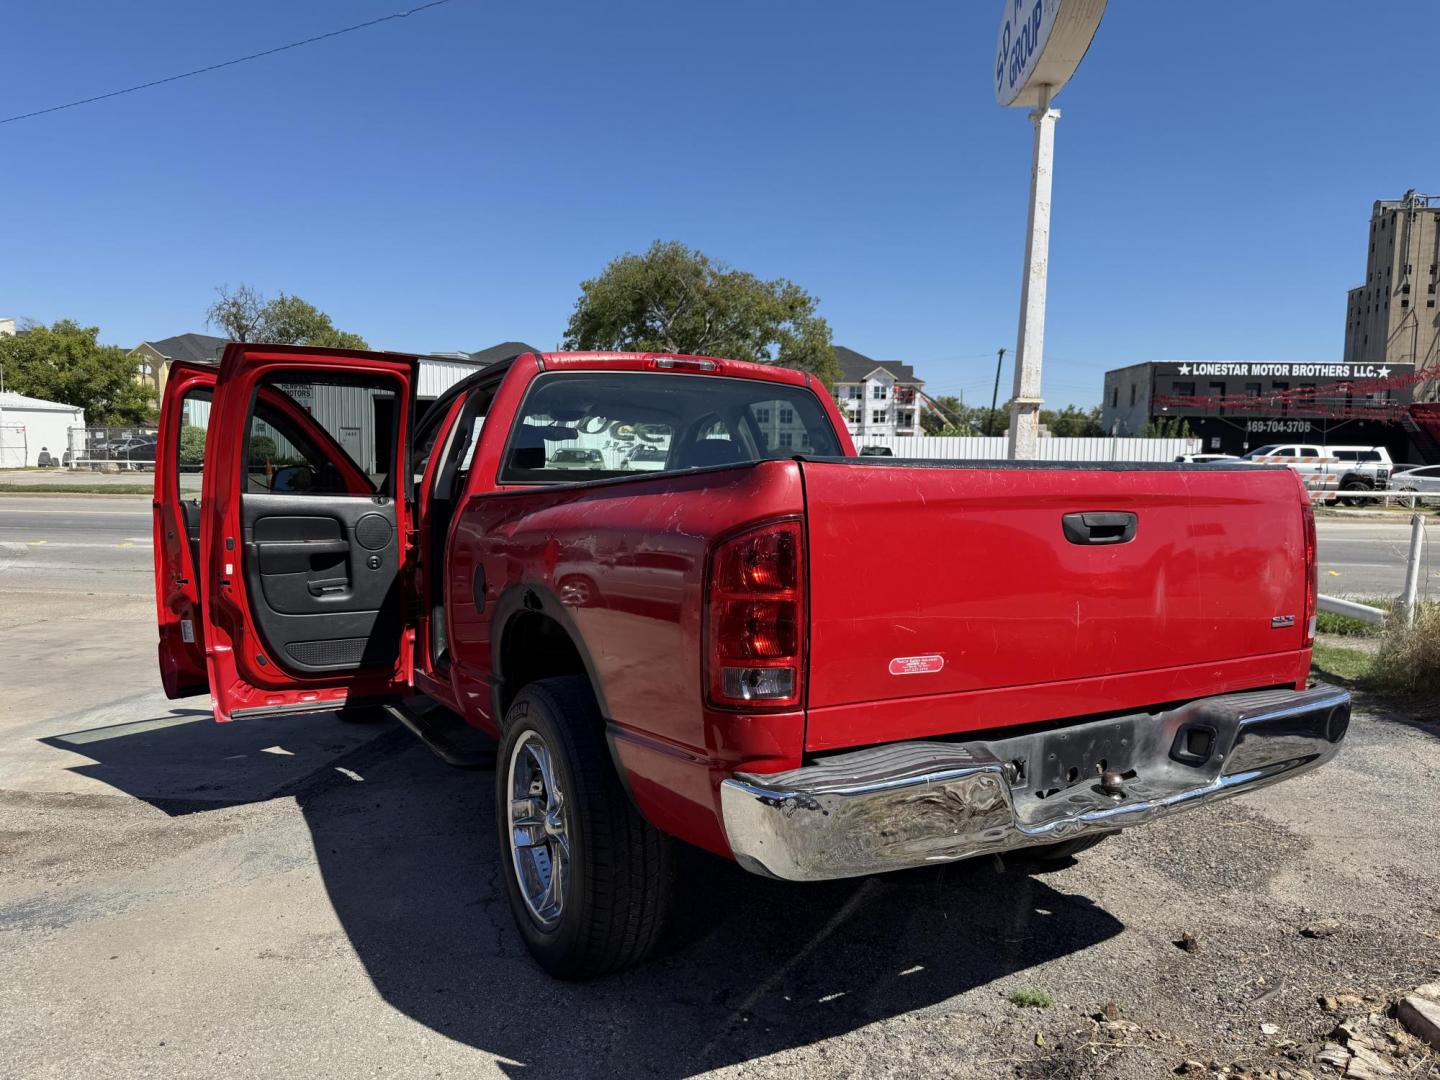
153, 345, 1350, 977
1240, 443, 1393, 503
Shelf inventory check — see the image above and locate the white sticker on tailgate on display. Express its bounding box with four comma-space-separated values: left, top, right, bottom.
889, 655, 945, 676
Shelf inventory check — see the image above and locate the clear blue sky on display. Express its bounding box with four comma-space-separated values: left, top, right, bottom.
2, 1, 1435, 406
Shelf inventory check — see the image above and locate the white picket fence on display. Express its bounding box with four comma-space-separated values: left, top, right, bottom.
854, 435, 1203, 463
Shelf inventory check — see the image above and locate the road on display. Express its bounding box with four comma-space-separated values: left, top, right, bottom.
1, 494, 1434, 600
1, 493, 1438, 1080
0, 495, 154, 594
1313, 516, 1439, 598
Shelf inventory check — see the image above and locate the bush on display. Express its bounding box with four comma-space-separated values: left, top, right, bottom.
1371, 603, 1440, 698
178, 425, 206, 466
247, 435, 277, 465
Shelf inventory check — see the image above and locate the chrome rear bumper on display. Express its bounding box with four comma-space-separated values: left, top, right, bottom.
720, 685, 1350, 881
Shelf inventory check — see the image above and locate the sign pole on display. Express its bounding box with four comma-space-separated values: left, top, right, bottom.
1008, 83, 1058, 460
992, 0, 1106, 457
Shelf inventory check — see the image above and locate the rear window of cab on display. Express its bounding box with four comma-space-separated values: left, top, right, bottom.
499, 371, 843, 483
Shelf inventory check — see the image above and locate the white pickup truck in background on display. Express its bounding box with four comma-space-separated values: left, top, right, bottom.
1239, 443, 1393, 503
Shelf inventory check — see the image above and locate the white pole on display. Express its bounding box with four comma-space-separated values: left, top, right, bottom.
1399, 512, 1425, 628
1007, 84, 1059, 460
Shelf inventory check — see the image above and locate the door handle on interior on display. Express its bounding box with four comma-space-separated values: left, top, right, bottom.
307, 578, 349, 596
1061, 511, 1138, 546
255, 540, 351, 556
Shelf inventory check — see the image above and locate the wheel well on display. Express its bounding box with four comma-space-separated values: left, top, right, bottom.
497, 611, 590, 717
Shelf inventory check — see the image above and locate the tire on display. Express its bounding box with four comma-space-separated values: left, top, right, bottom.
496, 676, 674, 978
1012, 833, 1111, 864
1338, 477, 1372, 507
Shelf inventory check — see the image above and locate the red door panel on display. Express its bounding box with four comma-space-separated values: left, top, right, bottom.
153, 361, 217, 698
201, 343, 418, 722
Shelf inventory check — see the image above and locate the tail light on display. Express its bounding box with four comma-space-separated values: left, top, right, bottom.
651, 356, 719, 372
707, 520, 804, 708
1302, 502, 1317, 645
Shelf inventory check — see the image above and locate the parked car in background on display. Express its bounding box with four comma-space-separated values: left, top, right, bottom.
1175, 453, 1239, 464
1327, 446, 1394, 492
1392, 464, 1440, 505
96, 435, 160, 470
621, 444, 668, 471
1239, 443, 1392, 504
118, 439, 158, 471
547, 447, 605, 471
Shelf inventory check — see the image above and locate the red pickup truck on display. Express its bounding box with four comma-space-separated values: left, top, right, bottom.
153, 344, 1349, 977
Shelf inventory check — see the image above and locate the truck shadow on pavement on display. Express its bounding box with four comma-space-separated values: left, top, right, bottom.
42, 712, 1125, 1078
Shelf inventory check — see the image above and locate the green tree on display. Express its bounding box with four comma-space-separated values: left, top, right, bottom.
918, 395, 1019, 436
257, 293, 368, 349
920, 395, 986, 436
0, 320, 151, 424
205, 283, 265, 342
921, 395, 961, 435
1040, 404, 1104, 437
563, 241, 840, 386
207, 285, 368, 349
1139, 415, 1195, 439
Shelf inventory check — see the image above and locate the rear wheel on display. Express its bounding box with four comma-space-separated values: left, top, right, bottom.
496, 676, 674, 978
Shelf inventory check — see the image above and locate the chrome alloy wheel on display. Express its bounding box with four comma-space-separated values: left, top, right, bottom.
506, 729, 570, 929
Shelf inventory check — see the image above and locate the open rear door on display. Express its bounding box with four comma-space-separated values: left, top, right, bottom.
200, 343, 418, 722
154, 360, 218, 698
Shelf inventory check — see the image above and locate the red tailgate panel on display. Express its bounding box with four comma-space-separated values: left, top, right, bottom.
801, 461, 1308, 747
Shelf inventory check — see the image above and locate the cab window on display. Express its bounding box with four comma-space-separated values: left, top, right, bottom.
499, 372, 842, 484
243, 374, 398, 496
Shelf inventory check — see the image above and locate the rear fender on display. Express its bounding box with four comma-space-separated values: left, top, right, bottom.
489, 583, 613, 725
488, 581, 740, 858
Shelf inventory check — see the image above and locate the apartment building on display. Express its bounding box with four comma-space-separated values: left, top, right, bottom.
830, 346, 928, 441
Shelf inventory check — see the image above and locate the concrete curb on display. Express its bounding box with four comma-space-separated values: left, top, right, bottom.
0, 490, 150, 499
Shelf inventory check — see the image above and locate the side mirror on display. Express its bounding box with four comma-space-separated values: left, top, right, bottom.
271, 464, 317, 493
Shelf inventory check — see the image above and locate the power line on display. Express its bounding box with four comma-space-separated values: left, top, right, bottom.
0, 0, 459, 126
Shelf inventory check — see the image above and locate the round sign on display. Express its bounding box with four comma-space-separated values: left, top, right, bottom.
994, 0, 1107, 108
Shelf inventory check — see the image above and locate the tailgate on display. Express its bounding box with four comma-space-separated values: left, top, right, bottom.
801, 460, 1307, 743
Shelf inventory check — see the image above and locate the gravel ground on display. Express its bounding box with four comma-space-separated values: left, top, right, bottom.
2, 692, 1438, 1080
2, 505, 1437, 1078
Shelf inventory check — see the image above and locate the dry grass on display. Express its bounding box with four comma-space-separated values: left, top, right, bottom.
1371, 603, 1440, 701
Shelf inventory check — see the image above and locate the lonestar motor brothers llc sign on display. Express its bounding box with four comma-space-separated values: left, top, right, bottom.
1156, 362, 1408, 380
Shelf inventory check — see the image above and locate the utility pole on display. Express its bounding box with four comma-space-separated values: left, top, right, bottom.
988, 348, 1006, 437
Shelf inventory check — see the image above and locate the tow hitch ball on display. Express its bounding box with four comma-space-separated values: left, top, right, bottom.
1098, 768, 1126, 799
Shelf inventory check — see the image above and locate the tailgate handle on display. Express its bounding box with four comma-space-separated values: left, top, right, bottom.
1062, 511, 1137, 546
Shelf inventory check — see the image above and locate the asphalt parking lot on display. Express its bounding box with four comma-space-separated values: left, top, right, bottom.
2, 495, 1438, 1079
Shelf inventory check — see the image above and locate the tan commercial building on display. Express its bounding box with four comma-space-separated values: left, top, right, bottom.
1343, 190, 1440, 398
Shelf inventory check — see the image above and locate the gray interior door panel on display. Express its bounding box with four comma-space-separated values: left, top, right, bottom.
240, 493, 401, 674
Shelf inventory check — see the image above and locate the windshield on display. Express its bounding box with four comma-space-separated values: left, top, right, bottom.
499, 371, 843, 483
1242, 445, 1281, 458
